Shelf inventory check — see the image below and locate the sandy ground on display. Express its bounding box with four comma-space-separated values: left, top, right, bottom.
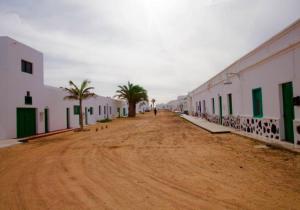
0, 111, 300, 210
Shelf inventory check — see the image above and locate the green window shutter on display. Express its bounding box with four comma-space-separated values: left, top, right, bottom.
228, 94, 233, 115
73, 105, 80, 115
252, 88, 263, 118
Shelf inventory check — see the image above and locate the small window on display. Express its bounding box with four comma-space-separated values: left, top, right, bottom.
90, 107, 93, 115
252, 88, 263, 118
21, 60, 33, 74
99, 105, 101, 115
212, 98, 215, 114
25, 91, 32, 105
228, 93, 233, 115
74, 105, 80, 115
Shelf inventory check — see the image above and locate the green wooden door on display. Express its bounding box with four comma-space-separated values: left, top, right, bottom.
44, 108, 49, 133
219, 96, 222, 124
282, 82, 294, 143
17, 108, 36, 138
66, 108, 70, 129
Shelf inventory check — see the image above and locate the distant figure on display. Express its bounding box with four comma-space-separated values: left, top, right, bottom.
154, 108, 157, 116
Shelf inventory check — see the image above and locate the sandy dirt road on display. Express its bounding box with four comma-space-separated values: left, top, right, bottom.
0, 111, 300, 210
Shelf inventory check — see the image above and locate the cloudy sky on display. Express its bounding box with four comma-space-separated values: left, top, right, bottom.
0, 0, 299, 103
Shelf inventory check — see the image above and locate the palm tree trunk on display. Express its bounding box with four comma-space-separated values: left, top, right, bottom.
133, 103, 136, 117
79, 99, 83, 130
128, 102, 136, 117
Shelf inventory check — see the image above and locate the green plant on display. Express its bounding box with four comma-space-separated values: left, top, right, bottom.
115, 82, 148, 117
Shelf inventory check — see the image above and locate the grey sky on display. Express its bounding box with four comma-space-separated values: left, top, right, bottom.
0, 0, 299, 103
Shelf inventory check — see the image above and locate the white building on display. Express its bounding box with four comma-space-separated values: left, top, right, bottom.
187, 19, 300, 146
136, 100, 150, 113
166, 95, 189, 113
0, 36, 128, 140
166, 99, 179, 112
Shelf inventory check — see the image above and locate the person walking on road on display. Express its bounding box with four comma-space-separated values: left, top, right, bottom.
154, 108, 157, 116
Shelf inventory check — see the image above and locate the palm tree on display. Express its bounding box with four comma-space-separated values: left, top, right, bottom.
151, 98, 156, 109
62, 80, 95, 130
115, 82, 148, 117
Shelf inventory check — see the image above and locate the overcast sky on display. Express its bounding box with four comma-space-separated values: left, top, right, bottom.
0, 0, 299, 103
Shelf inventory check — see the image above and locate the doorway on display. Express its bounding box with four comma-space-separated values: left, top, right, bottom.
44, 108, 49, 133
17, 108, 36, 138
66, 108, 70, 129
85, 107, 88, 125
219, 96, 222, 124
282, 82, 294, 143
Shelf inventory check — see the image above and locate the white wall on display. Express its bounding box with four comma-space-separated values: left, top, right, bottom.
187, 19, 300, 144
0, 36, 128, 139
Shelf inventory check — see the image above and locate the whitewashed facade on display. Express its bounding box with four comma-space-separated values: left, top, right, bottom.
0, 36, 128, 140
166, 95, 189, 113
187, 19, 300, 146
136, 100, 150, 113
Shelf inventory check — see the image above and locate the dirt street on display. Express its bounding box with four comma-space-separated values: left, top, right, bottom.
0, 111, 299, 210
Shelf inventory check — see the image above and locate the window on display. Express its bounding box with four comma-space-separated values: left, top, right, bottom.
228, 93, 233, 115
252, 88, 263, 118
212, 98, 215, 114
89, 107, 93, 115
25, 91, 32, 105
21, 60, 33, 74
203, 100, 206, 113
109, 106, 112, 114
104, 106, 106, 115
73, 105, 80, 115
99, 105, 101, 115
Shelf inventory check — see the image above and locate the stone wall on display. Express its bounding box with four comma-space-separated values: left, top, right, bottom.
198, 113, 280, 140
240, 117, 280, 140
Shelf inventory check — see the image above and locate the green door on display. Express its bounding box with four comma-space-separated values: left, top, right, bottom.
85, 107, 88, 125
17, 108, 36, 138
123, 108, 126, 116
44, 108, 49, 133
219, 96, 222, 124
66, 108, 70, 129
282, 82, 294, 143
